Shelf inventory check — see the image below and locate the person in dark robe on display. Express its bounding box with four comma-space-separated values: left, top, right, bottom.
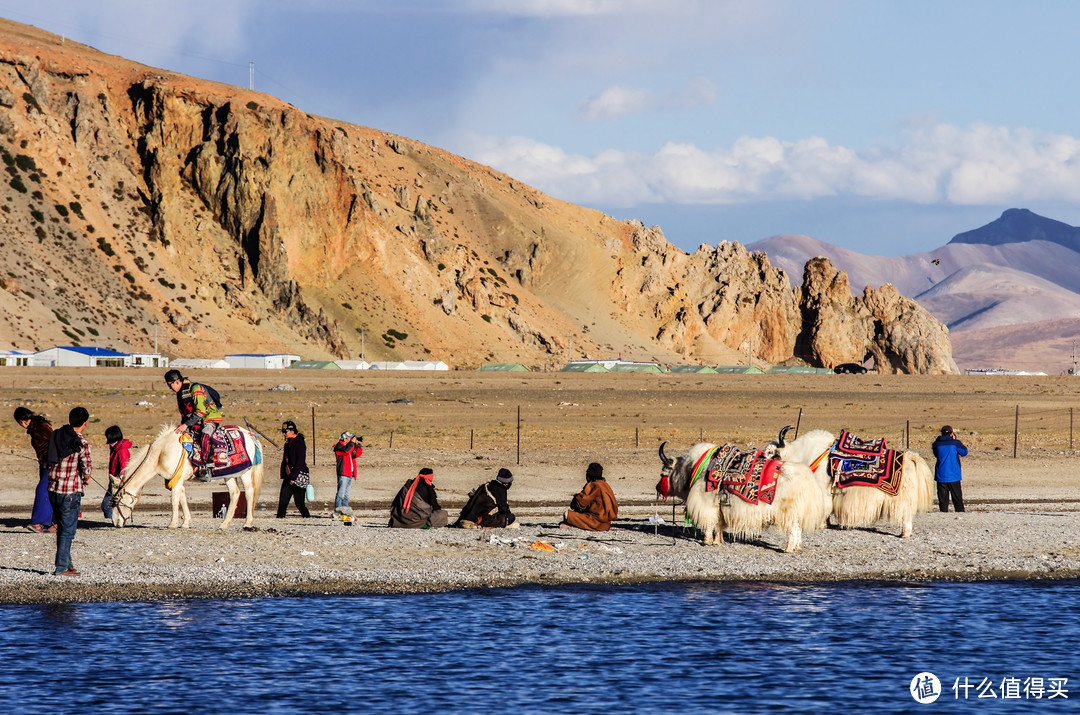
454, 468, 519, 529
389, 468, 447, 528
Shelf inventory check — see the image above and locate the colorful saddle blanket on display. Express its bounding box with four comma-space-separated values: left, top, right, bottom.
183, 426, 254, 478
691, 443, 780, 505
827, 430, 902, 495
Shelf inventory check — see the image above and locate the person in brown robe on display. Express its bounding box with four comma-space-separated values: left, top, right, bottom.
561, 462, 618, 531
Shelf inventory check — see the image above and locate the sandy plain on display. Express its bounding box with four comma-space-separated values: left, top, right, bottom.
1, 369, 1078, 603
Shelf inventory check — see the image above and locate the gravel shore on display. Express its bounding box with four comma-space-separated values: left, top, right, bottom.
3, 498, 1078, 604
4, 371, 1079, 604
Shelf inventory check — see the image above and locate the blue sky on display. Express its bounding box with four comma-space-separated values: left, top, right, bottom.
7, 0, 1080, 255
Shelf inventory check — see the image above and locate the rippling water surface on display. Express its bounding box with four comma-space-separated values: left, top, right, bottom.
2, 580, 1077, 713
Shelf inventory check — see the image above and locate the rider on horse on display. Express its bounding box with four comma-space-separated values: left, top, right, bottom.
164, 369, 222, 482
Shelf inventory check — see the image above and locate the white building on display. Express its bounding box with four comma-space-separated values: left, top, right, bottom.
125, 352, 169, 368
225, 353, 302, 369
0, 350, 33, 366
33, 346, 129, 367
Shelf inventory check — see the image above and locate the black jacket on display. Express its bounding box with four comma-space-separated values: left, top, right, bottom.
280, 434, 309, 481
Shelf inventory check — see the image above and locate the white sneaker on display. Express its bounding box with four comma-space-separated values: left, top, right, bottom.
505, 521, 521, 529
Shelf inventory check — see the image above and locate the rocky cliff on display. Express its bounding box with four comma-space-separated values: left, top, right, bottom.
0, 19, 957, 373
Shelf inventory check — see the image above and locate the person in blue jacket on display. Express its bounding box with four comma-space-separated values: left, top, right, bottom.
931, 425, 968, 513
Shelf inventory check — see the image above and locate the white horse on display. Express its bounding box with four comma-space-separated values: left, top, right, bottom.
113, 424, 265, 530
765, 426, 934, 538
657, 441, 829, 552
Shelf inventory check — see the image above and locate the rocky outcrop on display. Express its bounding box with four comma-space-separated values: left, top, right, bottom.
796, 258, 959, 374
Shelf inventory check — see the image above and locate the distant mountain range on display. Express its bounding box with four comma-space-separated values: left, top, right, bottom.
749, 208, 1080, 373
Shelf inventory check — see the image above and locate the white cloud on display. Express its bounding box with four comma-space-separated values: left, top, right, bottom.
578, 85, 653, 121
462, 123, 1080, 209
577, 78, 717, 122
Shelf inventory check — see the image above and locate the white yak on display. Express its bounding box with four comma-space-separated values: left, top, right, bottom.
765, 426, 934, 538
657, 441, 829, 552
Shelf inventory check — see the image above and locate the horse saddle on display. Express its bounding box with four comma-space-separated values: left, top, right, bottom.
181, 426, 253, 479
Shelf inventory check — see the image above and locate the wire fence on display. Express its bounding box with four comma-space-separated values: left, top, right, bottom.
300, 403, 1080, 462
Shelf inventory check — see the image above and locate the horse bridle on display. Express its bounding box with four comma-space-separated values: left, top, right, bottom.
112, 477, 139, 526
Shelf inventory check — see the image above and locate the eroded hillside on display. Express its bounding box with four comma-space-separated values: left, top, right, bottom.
0, 19, 956, 373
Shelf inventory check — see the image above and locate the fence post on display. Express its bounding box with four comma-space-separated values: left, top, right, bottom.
311, 406, 316, 466
795, 407, 803, 439
516, 405, 521, 466
1013, 405, 1019, 459
905, 419, 910, 450
470, 429, 474, 450
635, 427, 639, 448
1070, 407, 1074, 450
390, 430, 394, 449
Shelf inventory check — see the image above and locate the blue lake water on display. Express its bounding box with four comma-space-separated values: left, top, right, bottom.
1, 580, 1076, 713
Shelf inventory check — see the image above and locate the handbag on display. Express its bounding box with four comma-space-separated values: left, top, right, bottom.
305, 484, 315, 502
293, 471, 310, 488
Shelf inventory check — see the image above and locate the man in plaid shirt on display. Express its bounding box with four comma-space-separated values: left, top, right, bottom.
46, 406, 91, 577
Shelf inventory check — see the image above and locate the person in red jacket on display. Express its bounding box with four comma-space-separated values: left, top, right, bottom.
103, 425, 132, 522
333, 431, 363, 515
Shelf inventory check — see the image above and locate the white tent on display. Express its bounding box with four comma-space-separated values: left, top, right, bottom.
226, 353, 302, 369
335, 360, 371, 370
369, 360, 449, 371
170, 358, 231, 369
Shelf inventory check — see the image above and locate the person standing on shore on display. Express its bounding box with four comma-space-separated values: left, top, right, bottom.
46, 406, 91, 576
103, 425, 131, 522
14, 406, 55, 533
454, 468, 519, 529
333, 431, 363, 515
277, 420, 311, 518
389, 468, 447, 528
932, 425, 967, 513
561, 462, 618, 531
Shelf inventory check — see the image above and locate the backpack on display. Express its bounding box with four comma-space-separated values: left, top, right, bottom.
203, 384, 222, 409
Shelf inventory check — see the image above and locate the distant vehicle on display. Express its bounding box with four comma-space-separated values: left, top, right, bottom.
833, 363, 868, 375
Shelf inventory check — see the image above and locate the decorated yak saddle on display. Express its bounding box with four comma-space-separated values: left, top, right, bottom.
689, 443, 782, 505
179, 426, 254, 479
827, 430, 903, 495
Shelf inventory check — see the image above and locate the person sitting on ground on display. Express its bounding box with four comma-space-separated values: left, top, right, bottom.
164, 369, 222, 481
561, 462, 618, 531
103, 425, 131, 522
333, 431, 363, 516
389, 468, 447, 529
14, 406, 54, 533
454, 468, 520, 529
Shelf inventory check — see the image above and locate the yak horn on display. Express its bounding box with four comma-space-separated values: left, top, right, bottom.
777, 425, 794, 448
658, 441, 673, 467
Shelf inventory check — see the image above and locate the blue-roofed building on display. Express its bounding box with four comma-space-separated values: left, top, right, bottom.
32, 346, 131, 368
